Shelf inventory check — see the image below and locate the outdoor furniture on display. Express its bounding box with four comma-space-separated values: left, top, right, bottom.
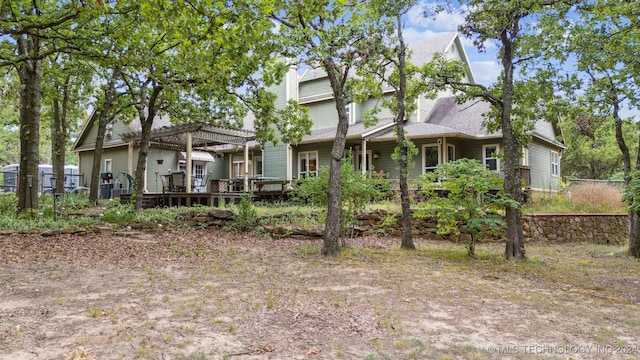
170, 171, 186, 192
210, 179, 229, 193
192, 174, 209, 193
230, 177, 244, 192
160, 175, 171, 193
253, 179, 289, 191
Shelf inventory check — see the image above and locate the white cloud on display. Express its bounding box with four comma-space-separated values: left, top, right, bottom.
402, 27, 443, 44
406, 1, 465, 31
469, 60, 501, 86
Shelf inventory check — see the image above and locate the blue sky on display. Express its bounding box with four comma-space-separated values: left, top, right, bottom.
403, 1, 501, 87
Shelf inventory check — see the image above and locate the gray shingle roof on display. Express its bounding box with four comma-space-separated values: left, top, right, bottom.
300, 119, 394, 143
408, 32, 458, 66
299, 32, 459, 83
371, 96, 497, 141
424, 96, 495, 137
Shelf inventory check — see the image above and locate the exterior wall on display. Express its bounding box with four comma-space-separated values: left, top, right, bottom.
78, 152, 94, 187
357, 96, 394, 123
263, 143, 289, 179
206, 154, 228, 180
529, 139, 560, 191
307, 100, 339, 129
533, 120, 557, 141
293, 142, 333, 178
299, 78, 332, 100
367, 142, 398, 178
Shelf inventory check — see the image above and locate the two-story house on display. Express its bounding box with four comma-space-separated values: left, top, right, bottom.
256, 32, 564, 190
72, 32, 564, 197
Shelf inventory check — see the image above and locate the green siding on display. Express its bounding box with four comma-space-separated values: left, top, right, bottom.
299, 78, 332, 99
293, 143, 332, 178
78, 152, 94, 187
267, 67, 297, 109
307, 100, 338, 129
368, 142, 398, 177
529, 140, 560, 191
357, 96, 394, 123
263, 143, 288, 179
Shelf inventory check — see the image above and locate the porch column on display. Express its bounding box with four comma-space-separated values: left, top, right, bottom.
287, 144, 292, 181
186, 132, 192, 192
127, 141, 134, 176
361, 139, 367, 175
244, 141, 249, 191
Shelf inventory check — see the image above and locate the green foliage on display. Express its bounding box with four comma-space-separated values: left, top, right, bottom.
293, 155, 390, 234
414, 159, 517, 255
0, 193, 18, 216
623, 172, 640, 213
232, 195, 258, 232
558, 110, 631, 179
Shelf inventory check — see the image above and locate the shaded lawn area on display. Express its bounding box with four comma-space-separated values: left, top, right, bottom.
1, 228, 639, 359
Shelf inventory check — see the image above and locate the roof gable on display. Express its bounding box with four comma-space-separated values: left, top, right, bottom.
299, 33, 471, 84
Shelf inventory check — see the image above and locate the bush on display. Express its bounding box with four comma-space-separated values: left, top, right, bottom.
414, 159, 517, 255
291, 155, 390, 234
0, 193, 18, 216
232, 194, 258, 232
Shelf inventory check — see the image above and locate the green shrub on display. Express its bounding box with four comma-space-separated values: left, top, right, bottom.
0, 193, 18, 216
232, 194, 258, 232
292, 155, 390, 234
414, 159, 517, 255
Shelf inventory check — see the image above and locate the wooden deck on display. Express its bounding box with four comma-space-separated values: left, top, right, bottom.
118, 192, 249, 208
118, 189, 290, 208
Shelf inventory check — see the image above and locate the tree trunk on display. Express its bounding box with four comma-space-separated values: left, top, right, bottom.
51, 76, 70, 194
322, 60, 349, 257
133, 84, 162, 212
629, 211, 640, 257
16, 38, 42, 212
500, 24, 525, 260
89, 70, 120, 203
395, 14, 415, 250
89, 111, 109, 203
611, 96, 639, 258
397, 123, 414, 250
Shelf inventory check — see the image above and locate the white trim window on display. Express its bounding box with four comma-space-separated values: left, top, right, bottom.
194, 163, 204, 178
254, 155, 263, 177
298, 151, 318, 178
231, 155, 253, 178
447, 144, 455, 163
483, 144, 500, 172
422, 143, 442, 173
521, 146, 530, 167
104, 159, 112, 174
551, 151, 560, 177
345, 103, 355, 124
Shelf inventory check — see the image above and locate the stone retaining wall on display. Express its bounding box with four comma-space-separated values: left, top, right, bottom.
180, 210, 629, 244
523, 214, 627, 245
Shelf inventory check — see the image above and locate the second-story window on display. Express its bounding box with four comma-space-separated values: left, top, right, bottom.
345, 103, 355, 124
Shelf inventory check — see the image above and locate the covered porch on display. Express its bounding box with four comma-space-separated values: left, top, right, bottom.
119, 123, 291, 207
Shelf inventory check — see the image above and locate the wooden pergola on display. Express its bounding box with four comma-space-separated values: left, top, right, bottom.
121, 123, 256, 192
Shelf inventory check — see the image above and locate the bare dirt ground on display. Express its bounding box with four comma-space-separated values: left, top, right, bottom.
1, 227, 639, 360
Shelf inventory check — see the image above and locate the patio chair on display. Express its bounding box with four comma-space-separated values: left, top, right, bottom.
160, 174, 171, 193
193, 174, 209, 193
171, 171, 186, 192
